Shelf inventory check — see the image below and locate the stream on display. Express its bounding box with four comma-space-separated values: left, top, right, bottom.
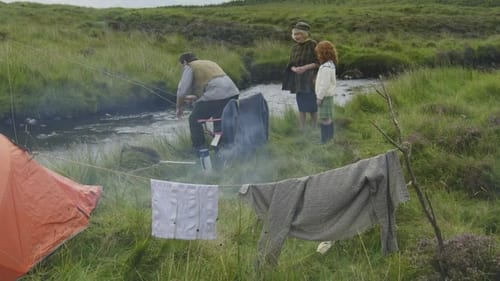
1, 80, 377, 156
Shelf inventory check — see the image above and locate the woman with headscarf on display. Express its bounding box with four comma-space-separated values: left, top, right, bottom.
282, 21, 319, 131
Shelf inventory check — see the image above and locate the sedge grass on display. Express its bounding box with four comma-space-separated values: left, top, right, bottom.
24, 66, 499, 280
1, 1, 499, 119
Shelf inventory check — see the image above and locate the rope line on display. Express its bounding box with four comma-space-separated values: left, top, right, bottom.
36, 152, 244, 188
37, 152, 151, 181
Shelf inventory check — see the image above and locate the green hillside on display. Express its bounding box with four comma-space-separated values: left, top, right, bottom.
0, 0, 499, 120
0, 1, 498, 280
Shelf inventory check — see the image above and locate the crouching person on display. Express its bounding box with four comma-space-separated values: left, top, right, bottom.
175, 52, 239, 151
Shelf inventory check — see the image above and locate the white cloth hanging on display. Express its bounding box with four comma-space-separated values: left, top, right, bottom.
151, 179, 218, 240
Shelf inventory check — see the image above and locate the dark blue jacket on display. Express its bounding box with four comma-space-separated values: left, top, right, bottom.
220, 93, 269, 157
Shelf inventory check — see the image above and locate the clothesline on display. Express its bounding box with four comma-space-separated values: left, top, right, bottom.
150, 150, 410, 268
36, 150, 403, 191
35, 152, 248, 188
38, 149, 408, 268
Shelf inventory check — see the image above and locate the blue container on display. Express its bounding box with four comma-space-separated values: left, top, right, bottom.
198, 148, 212, 173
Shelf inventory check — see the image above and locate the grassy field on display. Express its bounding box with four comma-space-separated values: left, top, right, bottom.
1, 0, 499, 280
25, 66, 500, 281
0, 0, 499, 120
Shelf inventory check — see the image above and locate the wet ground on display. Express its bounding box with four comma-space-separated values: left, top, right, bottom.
3, 80, 377, 156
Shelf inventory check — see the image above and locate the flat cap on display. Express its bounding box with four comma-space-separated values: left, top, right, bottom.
294, 21, 311, 31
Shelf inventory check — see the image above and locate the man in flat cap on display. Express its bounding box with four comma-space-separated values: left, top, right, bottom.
176, 52, 239, 151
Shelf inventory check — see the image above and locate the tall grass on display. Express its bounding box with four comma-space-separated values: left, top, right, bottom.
341, 68, 499, 197
1, 0, 499, 120
23, 67, 499, 280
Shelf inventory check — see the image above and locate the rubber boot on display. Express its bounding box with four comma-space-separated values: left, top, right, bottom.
327, 123, 334, 141
321, 123, 334, 144
320, 124, 329, 144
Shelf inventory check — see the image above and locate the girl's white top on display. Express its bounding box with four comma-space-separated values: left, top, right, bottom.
315, 60, 336, 100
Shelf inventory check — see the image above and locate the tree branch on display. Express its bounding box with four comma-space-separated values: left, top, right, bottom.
372, 80, 446, 279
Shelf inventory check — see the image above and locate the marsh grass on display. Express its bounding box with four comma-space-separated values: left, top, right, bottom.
340, 67, 500, 197
1, 1, 498, 280
23, 67, 499, 280
1, 0, 499, 119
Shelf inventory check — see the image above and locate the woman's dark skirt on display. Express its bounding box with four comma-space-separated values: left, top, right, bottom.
295, 91, 318, 113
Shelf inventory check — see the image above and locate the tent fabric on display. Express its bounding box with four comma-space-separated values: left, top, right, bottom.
0, 134, 102, 281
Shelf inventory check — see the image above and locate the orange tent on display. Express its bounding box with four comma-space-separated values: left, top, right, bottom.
0, 134, 102, 281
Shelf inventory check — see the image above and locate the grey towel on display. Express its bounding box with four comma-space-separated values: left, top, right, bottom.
239, 150, 410, 266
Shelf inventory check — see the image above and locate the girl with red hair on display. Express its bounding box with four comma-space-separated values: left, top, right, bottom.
314, 41, 338, 144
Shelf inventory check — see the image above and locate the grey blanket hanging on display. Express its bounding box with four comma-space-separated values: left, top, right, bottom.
239, 150, 410, 267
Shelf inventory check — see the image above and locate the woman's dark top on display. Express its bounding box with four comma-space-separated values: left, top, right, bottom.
282, 39, 319, 94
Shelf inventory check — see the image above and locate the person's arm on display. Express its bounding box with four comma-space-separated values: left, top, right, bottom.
291, 63, 319, 74
291, 41, 319, 74
176, 66, 194, 118
176, 96, 185, 119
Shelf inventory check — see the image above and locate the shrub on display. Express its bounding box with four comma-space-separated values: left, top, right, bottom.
434, 234, 500, 281
416, 234, 500, 281
453, 157, 499, 199
436, 125, 482, 154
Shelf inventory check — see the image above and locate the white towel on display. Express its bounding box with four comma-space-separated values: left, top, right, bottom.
151, 179, 218, 240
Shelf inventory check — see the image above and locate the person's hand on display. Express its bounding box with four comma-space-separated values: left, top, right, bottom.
185, 95, 197, 104
291, 66, 307, 74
